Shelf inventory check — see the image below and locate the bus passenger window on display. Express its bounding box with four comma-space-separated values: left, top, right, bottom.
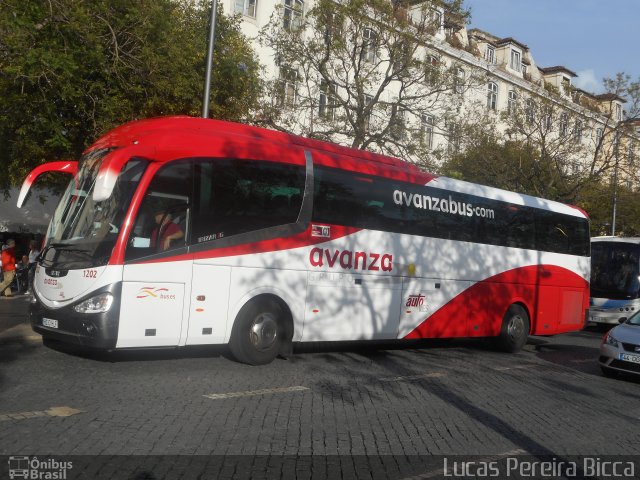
126, 162, 192, 261
191, 159, 305, 244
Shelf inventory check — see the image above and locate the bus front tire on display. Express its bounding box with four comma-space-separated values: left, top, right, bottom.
495, 304, 530, 353
229, 299, 283, 365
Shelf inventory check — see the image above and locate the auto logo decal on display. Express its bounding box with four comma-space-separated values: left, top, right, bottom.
136, 287, 176, 300
635, 346, 640, 353
137, 287, 169, 299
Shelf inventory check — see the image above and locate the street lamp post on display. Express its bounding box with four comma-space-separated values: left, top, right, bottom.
202, 0, 218, 119
611, 134, 620, 236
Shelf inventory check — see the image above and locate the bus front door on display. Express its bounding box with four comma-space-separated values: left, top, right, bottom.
118, 260, 192, 348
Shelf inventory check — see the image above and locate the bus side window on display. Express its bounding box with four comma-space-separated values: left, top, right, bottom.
125, 161, 192, 261
191, 158, 305, 245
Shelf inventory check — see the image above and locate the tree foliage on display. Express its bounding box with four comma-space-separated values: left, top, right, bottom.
441, 72, 640, 236
0, 0, 262, 192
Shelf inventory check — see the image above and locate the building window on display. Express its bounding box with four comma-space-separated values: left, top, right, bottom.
323, 12, 342, 46
277, 66, 298, 107
487, 82, 498, 110
235, 0, 257, 18
510, 50, 521, 71
432, 10, 443, 31
507, 90, 517, 115
424, 54, 439, 84
559, 113, 569, 137
485, 45, 495, 64
453, 67, 465, 94
543, 108, 552, 132
421, 114, 435, 150
361, 28, 378, 63
390, 105, 406, 140
363, 94, 373, 131
615, 103, 623, 121
573, 120, 583, 142
319, 79, 337, 119
447, 122, 461, 154
629, 142, 636, 165
522, 64, 528, 76
283, 0, 303, 30
525, 99, 535, 124
595, 127, 604, 145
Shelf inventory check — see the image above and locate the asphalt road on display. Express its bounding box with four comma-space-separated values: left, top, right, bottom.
0, 298, 639, 479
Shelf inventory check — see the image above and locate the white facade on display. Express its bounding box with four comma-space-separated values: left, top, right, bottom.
224, 0, 639, 177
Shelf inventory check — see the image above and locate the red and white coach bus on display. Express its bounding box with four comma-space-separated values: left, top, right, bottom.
18, 116, 590, 364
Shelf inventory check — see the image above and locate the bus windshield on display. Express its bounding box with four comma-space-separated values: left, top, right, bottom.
591, 241, 640, 300
41, 149, 148, 269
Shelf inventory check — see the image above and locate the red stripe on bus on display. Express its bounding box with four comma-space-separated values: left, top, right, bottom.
404, 265, 589, 339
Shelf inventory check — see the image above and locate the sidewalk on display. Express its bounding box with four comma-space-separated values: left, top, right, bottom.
0, 295, 41, 345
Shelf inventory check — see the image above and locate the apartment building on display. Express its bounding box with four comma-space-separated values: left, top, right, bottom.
223, 0, 639, 183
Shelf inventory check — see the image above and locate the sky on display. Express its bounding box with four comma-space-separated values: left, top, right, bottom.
463, 0, 640, 94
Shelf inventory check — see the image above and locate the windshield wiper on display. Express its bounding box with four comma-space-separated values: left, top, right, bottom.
40, 243, 93, 261
49, 242, 91, 253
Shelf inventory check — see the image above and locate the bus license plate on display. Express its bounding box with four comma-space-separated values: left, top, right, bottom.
619, 353, 640, 364
42, 318, 58, 329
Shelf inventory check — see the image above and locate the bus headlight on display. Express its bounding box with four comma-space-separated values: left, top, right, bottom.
73, 293, 114, 314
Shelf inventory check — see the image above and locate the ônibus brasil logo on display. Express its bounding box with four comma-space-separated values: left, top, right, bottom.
8, 456, 72, 479
136, 287, 176, 300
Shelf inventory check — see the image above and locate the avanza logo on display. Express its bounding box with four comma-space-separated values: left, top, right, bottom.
406, 294, 425, 307
136, 287, 176, 300
309, 248, 393, 272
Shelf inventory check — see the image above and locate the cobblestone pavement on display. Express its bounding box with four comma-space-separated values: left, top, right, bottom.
0, 301, 639, 478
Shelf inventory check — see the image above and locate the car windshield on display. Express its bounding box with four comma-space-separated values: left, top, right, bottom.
41, 149, 148, 269
590, 242, 640, 300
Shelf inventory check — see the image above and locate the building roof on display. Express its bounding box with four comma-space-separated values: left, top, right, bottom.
467, 28, 500, 44
595, 93, 627, 103
496, 37, 529, 51
539, 66, 577, 77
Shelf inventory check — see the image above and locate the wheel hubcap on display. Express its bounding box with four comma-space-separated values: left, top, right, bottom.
507, 314, 525, 341
249, 312, 278, 351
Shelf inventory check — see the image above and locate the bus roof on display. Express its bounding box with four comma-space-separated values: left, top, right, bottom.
592, 236, 640, 244
89, 115, 417, 171
88, 116, 587, 219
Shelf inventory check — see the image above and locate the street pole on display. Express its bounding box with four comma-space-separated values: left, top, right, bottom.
202, 0, 218, 119
611, 144, 619, 236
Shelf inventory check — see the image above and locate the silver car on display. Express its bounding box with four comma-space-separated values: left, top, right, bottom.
600, 313, 640, 377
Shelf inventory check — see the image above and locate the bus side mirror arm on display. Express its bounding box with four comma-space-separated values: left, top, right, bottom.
17, 161, 78, 208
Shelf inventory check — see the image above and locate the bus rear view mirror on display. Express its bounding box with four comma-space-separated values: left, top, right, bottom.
16, 161, 78, 208
618, 317, 627, 324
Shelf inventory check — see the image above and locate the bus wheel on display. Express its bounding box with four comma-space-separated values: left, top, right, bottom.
495, 304, 530, 353
229, 299, 283, 365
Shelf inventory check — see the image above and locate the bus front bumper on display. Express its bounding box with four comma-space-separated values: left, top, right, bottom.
30, 283, 121, 349
589, 309, 631, 325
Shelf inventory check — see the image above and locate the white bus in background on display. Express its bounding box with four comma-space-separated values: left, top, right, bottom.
19, 116, 590, 364
590, 237, 640, 326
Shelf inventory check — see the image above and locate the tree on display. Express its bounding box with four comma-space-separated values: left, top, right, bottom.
257, 0, 473, 165
0, 0, 262, 193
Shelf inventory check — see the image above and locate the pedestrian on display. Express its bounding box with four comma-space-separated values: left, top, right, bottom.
27, 239, 40, 293
0, 239, 17, 298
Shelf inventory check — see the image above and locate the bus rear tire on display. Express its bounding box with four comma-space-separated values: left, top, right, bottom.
495, 304, 529, 353
229, 299, 283, 365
